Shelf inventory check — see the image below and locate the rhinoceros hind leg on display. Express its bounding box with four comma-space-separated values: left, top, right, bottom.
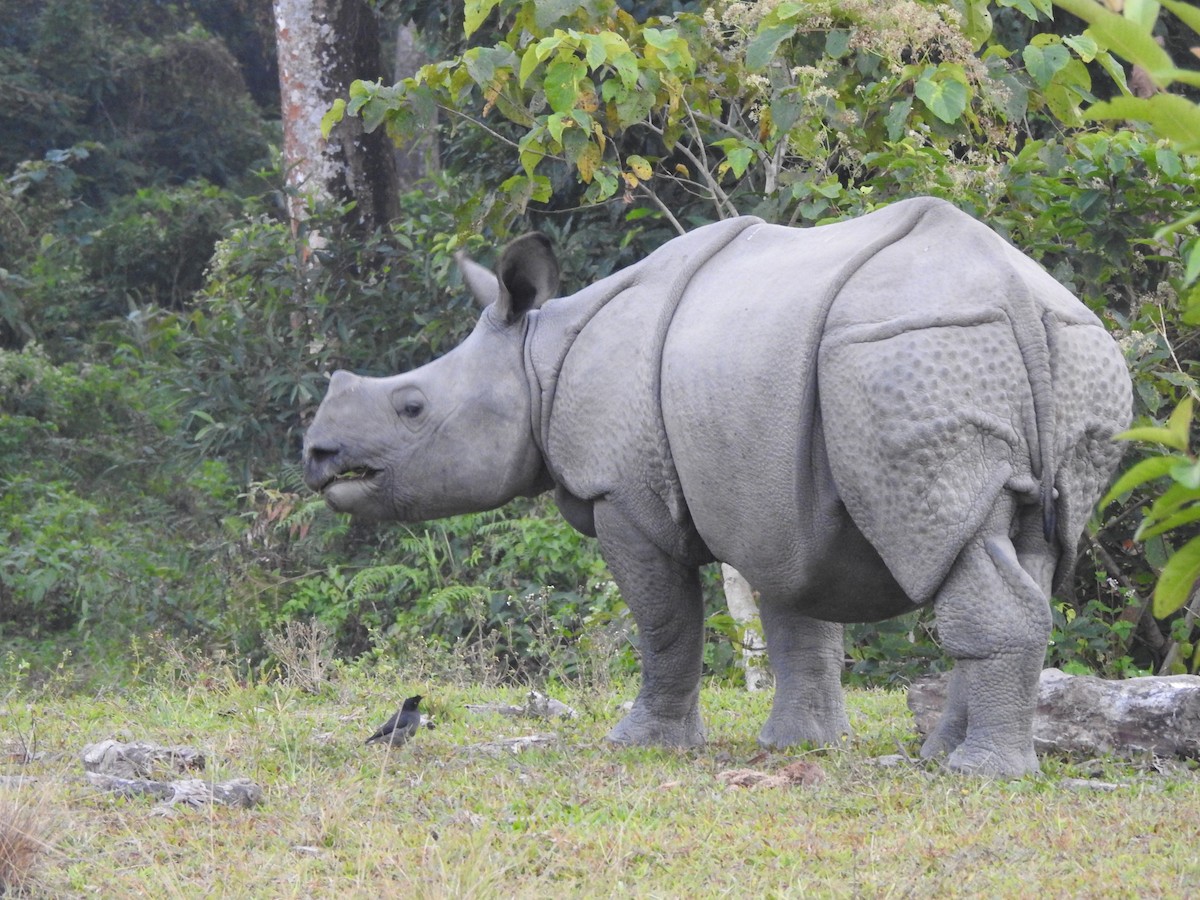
594, 500, 707, 748
755, 608, 850, 748
929, 498, 1050, 777
918, 665, 968, 760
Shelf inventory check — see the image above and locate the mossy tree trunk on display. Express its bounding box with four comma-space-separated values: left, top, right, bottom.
273, 0, 399, 234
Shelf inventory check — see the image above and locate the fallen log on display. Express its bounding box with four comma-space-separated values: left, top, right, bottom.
464, 690, 577, 720
909, 668, 1200, 759
81, 740, 204, 779
85, 773, 263, 808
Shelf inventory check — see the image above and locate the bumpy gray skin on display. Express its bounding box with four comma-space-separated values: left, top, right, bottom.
302, 198, 1132, 777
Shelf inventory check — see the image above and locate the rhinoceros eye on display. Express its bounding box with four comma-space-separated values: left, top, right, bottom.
391, 387, 428, 427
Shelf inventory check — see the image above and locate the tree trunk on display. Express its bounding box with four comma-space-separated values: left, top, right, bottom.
722, 563, 768, 691
273, 0, 399, 232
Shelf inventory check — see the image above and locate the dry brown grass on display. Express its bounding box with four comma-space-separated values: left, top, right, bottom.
0, 788, 52, 895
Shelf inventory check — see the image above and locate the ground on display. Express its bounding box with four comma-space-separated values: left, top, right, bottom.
2, 665, 1199, 897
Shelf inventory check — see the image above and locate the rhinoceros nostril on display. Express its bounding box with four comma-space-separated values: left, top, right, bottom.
307, 445, 339, 464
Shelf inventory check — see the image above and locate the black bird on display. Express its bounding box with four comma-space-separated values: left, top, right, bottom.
365, 695, 423, 747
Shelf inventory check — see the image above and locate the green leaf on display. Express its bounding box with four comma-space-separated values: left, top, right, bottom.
464, 0, 502, 38
534, 0, 587, 30
1154, 534, 1200, 617
725, 146, 754, 178
1155, 146, 1184, 177
1114, 396, 1194, 451
915, 69, 969, 124
1116, 425, 1190, 451
1052, 0, 1174, 81
517, 129, 548, 176
954, 0, 995, 49
1160, 0, 1200, 34
596, 32, 640, 88
643, 28, 694, 75
1135, 503, 1200, 541
320, 98, 346, 139
1125, 0, 1164, 30
1023, 41, 1071, 88
1099, 454, 1181, 508
519, 46, 541, 88
1153, 209, 1200, 242
580, 33, 606, 70
1063, 33, 1099, 62
1093, 49, 1132, 95
1000, 0, 1039, 19
746, 22, 795, 71
1087, 93, 1200, 150
1172, 458, 1200, 490
825, 29, 852, 60
884, 97, 913, 140
545, 56, 587, 114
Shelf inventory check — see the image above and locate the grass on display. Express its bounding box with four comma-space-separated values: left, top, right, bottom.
2, 660, 1199, 898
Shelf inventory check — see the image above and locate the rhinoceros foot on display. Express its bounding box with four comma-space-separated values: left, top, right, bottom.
606, 701, 705, 748
756, 710, 851, 750
944, 742, 1040, 778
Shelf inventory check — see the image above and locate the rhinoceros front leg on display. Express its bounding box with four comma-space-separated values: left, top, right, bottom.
593, 499, 706, 748
923, 497, 1052, 777
756, 605, 850, 748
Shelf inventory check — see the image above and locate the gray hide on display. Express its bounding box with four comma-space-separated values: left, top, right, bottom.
303, 198, 1131, 776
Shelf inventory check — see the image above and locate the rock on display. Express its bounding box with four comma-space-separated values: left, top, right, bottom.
909, 668, 1200, 759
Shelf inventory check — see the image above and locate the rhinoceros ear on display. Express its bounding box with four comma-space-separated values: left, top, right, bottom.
495, 232, 560, 324
456, 252, 500, 308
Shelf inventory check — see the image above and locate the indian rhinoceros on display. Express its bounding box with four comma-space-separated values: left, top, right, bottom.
302, 197, 1131, 776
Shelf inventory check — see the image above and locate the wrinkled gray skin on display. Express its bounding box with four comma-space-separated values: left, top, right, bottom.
303, 198, 1131, 776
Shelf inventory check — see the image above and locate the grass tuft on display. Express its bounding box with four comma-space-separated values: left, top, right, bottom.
0, 790, 51, 895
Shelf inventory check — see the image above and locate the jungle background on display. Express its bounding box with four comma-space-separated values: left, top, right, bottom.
2, 0, 1199, 690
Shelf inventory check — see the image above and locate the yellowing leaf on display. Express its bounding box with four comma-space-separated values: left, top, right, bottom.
627, 154, 652, 180
576, 142, 602, 183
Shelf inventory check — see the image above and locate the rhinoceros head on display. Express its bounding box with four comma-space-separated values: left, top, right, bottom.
301, 233, 560, 522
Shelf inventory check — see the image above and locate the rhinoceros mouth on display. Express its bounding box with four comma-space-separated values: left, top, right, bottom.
318, 466, 382, 493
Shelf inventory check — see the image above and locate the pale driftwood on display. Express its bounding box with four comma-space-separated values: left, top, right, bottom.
909, 668, 1200, 759
468, 734, 558, 757
85, 773, 263, 808
464, 690, 577, 720
721, 564, 769, 692
0, 774, 39, 787
81, 740, 205, 779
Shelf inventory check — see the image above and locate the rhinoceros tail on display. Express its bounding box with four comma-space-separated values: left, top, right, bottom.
1007, 271, 1058, 544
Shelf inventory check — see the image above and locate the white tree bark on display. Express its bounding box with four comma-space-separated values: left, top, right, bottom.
273, 0, 398, 232
722, 563, 768, 691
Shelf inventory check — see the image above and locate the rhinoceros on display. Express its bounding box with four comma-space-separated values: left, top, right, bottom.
302, 197, 1131, 776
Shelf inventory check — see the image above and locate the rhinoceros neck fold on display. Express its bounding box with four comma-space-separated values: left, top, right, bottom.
524, 217, 764, 519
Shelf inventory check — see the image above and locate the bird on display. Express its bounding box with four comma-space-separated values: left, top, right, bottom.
364, 695, 423, 747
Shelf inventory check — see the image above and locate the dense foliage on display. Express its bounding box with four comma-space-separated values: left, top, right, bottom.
2, 0, 1199, 687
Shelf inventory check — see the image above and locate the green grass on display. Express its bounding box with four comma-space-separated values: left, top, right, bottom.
3, 665, 1199, 898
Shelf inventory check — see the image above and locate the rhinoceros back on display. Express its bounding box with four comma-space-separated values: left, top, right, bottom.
658, 197, 1129, 606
